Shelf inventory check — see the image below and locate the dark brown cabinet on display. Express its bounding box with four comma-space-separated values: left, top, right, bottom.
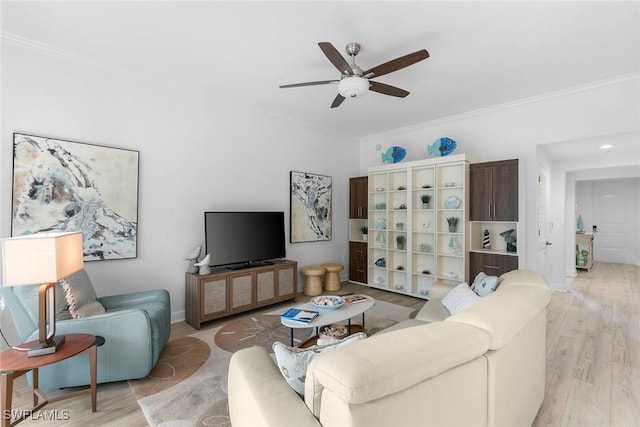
349, 241, 368, 283
470, 160, 518, 221
469, 252, 518, 281
349, 176, 368, 219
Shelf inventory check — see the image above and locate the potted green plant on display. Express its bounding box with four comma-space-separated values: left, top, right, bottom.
360, 225, 368, 241
420, 194, 432, 209
446, 217, 459, 232
396, 235, 406, 250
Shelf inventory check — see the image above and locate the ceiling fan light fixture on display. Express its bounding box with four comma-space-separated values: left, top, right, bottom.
338, 76, 369, 98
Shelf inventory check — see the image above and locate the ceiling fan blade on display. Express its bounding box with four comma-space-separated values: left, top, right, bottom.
363, 49, 429, 79
369, 81, 410, 98
280, 80, 339, 88
318, 42, 353, 76
331, 94, 346, 108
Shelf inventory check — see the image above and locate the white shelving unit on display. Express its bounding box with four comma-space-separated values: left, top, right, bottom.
367, 154, 471, 300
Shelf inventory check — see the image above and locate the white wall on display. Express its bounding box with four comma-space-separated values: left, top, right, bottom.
0, 42, 359, 325
359, 76, 640, 284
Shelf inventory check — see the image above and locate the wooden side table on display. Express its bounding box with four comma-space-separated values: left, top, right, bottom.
0, 333, 97, 427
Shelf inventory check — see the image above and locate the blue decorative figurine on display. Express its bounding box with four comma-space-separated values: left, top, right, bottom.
427, 137, 457, 157
381, 146, 407, 163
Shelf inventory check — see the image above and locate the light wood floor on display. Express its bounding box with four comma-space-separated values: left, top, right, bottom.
7, 262, 638, 426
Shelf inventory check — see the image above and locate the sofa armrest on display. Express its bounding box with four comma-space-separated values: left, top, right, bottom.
99, 289, 170, 310
414, 298, 451, 322
23, 309, 156, 385
43, 309, 153, 354
305, 321, 490, 412
228, 346, 321, 427
429, 281, 456, 299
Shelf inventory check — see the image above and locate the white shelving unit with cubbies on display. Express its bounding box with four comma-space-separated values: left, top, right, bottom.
367, 154, 472, 300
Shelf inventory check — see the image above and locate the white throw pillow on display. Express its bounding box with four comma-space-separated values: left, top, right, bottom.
470, 272, 500, 297
272, 332, 367, 395
442, 283, 480, 314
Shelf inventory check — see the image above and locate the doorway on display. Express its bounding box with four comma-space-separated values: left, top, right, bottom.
577, 178, 640, 265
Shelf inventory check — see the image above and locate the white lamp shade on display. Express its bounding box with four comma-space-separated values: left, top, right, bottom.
1, 231, 84, 286
338, 76, 369, 98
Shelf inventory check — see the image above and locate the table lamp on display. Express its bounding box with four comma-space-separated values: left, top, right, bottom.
1, 231, 83, 357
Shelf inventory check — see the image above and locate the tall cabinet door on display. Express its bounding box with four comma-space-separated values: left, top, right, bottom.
470, 167, 493, 221
350, 177, 368, 219
492, 161, 518, 221
349, 241, 368, 283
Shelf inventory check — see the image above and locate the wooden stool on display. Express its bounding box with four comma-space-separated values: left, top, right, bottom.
301, 266, 325, 296
321, 263, 344, 291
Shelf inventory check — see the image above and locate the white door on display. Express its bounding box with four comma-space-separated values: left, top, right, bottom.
536, 168, 552, 282
592, 180, 639, 264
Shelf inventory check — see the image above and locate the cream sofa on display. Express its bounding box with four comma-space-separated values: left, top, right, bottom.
228, 269, 552, 427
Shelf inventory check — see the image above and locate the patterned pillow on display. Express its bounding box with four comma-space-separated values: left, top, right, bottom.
60, 270, 106, 318
272, 332, 367, 395
442, 283, 480, 314
470, 272, 500, 297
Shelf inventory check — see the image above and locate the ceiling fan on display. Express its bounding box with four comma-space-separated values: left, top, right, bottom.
279, 42, 429, 108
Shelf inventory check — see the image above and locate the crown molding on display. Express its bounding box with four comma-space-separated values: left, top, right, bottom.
1, 31, 100, 67
361, 73, 640, 141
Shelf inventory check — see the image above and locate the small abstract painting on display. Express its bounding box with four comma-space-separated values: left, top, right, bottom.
11, 133, 139, 261
290, 171, 332, 243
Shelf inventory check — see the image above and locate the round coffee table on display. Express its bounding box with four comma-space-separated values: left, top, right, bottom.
280, 295, 375, 346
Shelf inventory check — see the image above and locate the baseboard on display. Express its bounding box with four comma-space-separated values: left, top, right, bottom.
171, 310, 186, 323
551, 282, 568, 292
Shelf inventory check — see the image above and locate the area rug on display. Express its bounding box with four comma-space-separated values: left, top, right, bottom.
129, 300, 417, 427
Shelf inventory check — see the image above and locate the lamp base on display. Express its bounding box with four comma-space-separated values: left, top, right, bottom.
27, 335, 66, 357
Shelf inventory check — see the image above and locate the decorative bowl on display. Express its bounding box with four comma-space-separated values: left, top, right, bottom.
311, 295, 345, 310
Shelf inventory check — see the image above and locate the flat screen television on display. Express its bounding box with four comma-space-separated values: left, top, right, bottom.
204, 211, 286, 269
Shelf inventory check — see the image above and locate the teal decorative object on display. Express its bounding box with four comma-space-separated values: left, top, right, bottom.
577, 214, 585, 232
381, 146, 407, 163
427, 137, 457, 157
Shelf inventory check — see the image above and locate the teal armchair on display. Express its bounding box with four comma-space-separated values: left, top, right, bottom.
0, 269, 171, 389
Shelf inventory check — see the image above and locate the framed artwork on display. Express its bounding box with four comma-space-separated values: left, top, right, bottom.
11, 133, 139, 261
290, 171, 332, 243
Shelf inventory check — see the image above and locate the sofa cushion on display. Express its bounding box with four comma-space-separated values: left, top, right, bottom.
60, 269, 105, 318
305, 321, 490, 414
471, 272, 500, 297
441, 283, 480, 314
273, 332, 367, 395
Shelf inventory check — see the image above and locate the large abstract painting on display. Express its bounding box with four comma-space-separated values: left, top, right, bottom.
11, 133, 139, 261
290, 171, 332, 243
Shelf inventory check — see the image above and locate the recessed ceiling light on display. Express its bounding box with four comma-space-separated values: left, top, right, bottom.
599, 144, 614, 152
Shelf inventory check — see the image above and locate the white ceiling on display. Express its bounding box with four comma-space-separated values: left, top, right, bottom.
1, 1, 639, 142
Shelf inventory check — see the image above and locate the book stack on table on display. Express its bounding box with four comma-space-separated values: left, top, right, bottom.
343, 294, 368, 304
281, 308, 319, 323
